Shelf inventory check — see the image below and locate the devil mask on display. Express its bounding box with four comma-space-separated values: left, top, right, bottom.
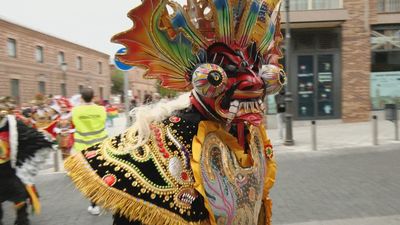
112, 0, 286, 126
190, 42, 285, 126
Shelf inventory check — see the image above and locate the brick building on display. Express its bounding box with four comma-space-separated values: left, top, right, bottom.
0, 18, 110, 104
271, 0, 400, 122
127, 67, 157, 104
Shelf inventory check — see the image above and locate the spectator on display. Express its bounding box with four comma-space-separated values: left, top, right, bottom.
54, 103, 74, 159
71, 87, 107, 215
129, 97, 137, 111
105, 101, 118, 128
143, 94, 153, 105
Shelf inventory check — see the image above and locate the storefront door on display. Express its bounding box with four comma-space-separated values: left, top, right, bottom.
295, 54, 340, 119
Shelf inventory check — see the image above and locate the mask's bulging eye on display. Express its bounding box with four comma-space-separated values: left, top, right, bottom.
259, 64, 287, 95
208, 70, 223, 85
192, 63, 227, 98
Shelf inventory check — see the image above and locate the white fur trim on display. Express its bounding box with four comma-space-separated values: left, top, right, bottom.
7, 115, 18, 168
129, 92, 191, 148
16, 147, 51, 185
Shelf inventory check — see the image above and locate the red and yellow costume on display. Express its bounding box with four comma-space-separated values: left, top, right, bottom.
44, 97, 75, 159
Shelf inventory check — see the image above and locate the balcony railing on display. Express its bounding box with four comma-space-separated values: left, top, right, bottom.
378, 0, 400, 13
283, 0, 343, 11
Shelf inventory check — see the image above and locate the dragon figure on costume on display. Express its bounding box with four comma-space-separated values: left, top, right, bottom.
65, 0, 285, 224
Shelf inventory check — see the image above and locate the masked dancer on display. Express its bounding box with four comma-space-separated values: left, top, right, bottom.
65, 0, 286, 224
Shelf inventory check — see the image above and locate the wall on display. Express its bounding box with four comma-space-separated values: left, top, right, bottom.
0, 19, 110, 104
341, 0, 372, 122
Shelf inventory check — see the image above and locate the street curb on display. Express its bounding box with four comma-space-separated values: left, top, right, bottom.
274, 142, 400, 155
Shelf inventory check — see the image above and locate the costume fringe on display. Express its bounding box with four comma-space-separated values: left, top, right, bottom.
25, 185, 41, 215
64, 153, 210, 225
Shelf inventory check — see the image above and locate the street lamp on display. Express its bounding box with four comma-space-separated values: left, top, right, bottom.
54, 61, 68, 171
284, 0, 294, 146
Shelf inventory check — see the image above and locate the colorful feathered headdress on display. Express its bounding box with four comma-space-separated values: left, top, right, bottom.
112, 0, 283, 91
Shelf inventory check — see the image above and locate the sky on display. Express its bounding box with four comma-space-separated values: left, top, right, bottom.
0, 0, 147, 58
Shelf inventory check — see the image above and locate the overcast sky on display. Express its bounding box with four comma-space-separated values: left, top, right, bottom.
0, 0, 148, 58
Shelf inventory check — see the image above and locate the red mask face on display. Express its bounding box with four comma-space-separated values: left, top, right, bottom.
191, 43, 285, 127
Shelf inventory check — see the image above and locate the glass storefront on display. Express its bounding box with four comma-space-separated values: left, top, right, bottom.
266, 29, 341, 119
317, 55, 335, 117
296, 54, 336, 118
284, 0, 342, 11
371, 26, 400, 110
297, 55, 315, 117
290, 29, 341, 120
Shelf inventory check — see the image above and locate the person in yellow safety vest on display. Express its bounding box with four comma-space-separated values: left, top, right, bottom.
72, 88, 107, 152
71, 87, 107, 216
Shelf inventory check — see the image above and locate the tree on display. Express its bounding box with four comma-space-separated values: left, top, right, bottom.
156, 81, 178, 98
111, 70, 124, 95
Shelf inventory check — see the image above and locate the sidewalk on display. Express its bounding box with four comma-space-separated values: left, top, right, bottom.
43, 112, 400, 171
266, 111, 400, 152
95, 111, 400, 152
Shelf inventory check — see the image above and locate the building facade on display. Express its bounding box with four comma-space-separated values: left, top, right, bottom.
0, 18, 110, 104
272, 0, 400, 122
127, 67, 157, 104
110, 65, 157, 105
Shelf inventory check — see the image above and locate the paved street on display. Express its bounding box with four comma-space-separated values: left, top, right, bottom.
3, 144, 400, 225
271, 144, 400, 225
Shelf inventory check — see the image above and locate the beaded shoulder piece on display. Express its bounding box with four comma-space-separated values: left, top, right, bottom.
65, 116, 209, 225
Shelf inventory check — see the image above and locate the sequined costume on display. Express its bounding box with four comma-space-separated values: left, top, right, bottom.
0, 98, 53, 225
65, 0, 285, 224
43, 97, 75, 159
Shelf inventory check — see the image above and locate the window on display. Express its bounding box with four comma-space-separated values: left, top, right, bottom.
295, 33, 316, 50
58, 51, 65, 65
290, 0, 308, 10
371, 28, 400, 72
318, 33, 339, 49
35, 46, 44, 63
10, 79, 20, 104
61, 83, 67, 96
370, 27, 400, 110
38, 81, 46, 94
378, 0, 400, 13
77, 56, 83, 70
99, 87, 104, 99
79, 85, 84, 93
294, 31, 339, 51
286, 0, 342, 10
313, 0, 341, 10
7, 38, 17, 58
98, 61, 103, 74
372, 51, 400, 72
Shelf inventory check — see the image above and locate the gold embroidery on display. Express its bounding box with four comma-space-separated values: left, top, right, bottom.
92, 122, 197, 214
64, 153, 210, 225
